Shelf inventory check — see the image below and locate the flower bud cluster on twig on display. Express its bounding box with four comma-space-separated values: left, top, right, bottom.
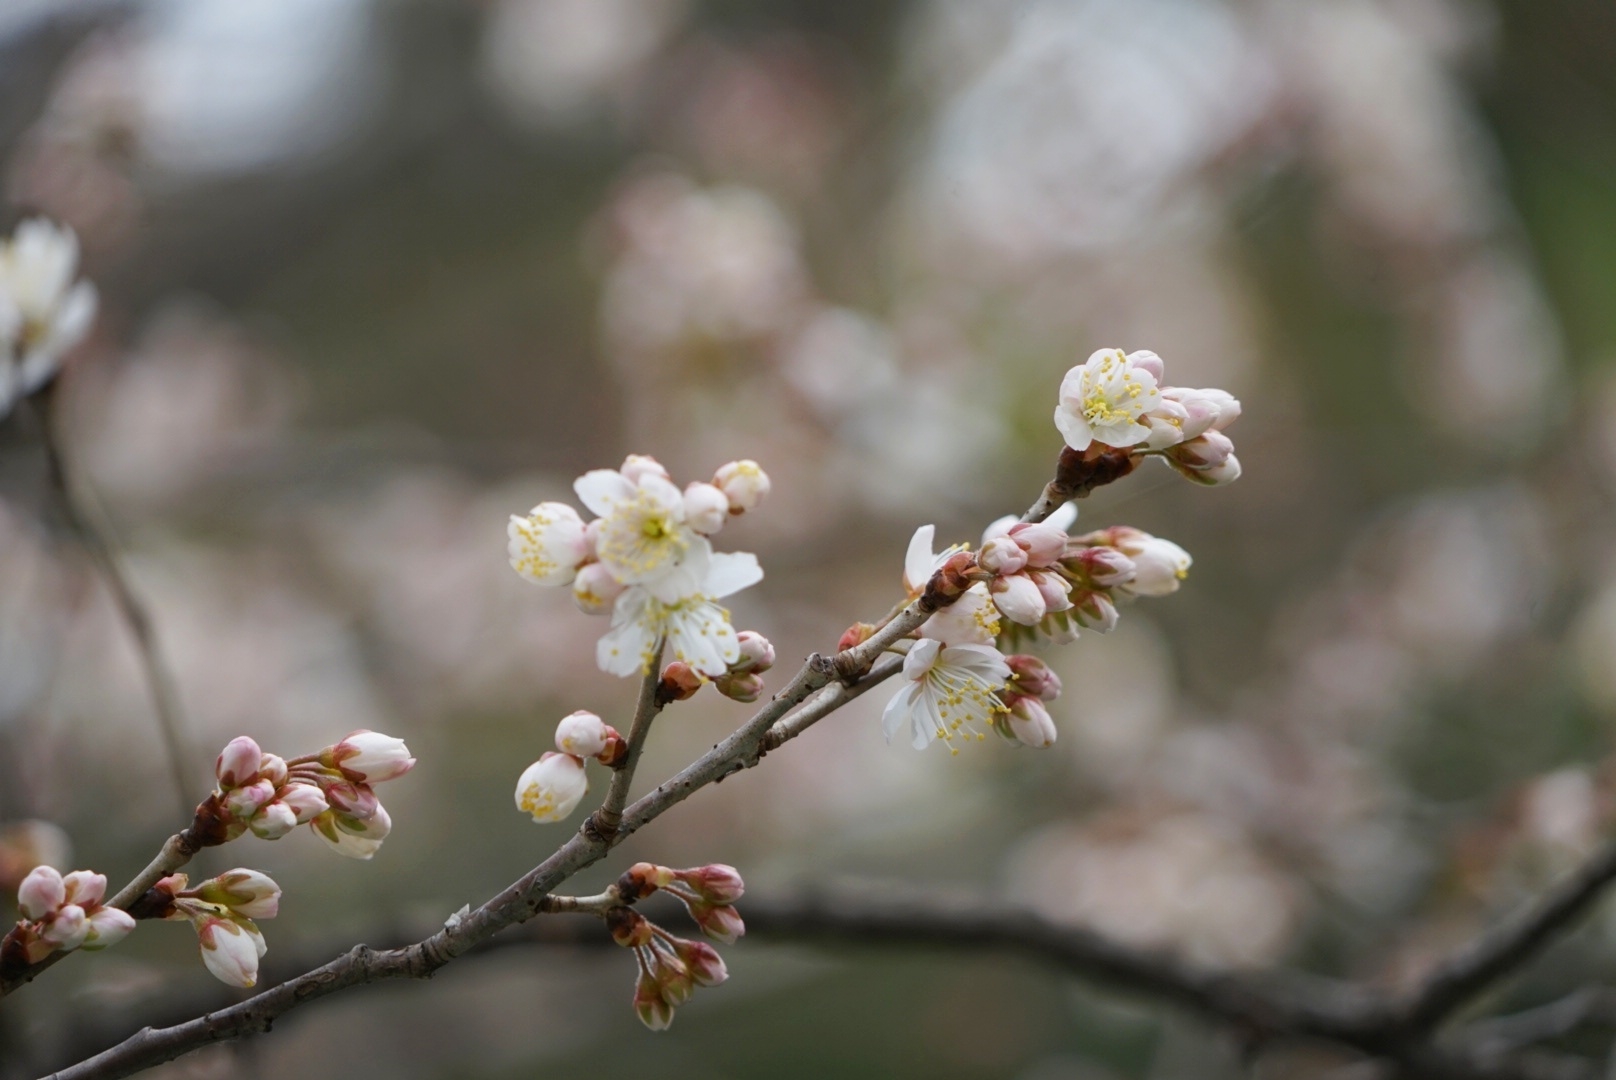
608, 861, 744, 1030
1, 867, 133, 974
141, 870, 282, 987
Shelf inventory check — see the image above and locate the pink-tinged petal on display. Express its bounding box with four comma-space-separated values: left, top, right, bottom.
17, 865, 64, 921
60, 870, 106, 908
82, 906, 136, 950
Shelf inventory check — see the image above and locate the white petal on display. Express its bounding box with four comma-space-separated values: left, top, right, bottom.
1045, 502, 1080, 532
904, 525, 936, 594
1053, 406, 1094, 451
902, 637, 942, 680
668, 600, 738, 676
643, 533, 711, 604
573, 469, 635, 517
703, 550, 762, 599
940, 643, 1011, 682
881, 683, 919, 743
597, 589, 660, 676
912, 690, 943, 749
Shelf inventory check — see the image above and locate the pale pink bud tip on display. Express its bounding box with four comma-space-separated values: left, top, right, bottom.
1008, 697, 1058, 748
329, 731, 416, 784
732, 631, 775, 674
554, 710, 611, 758
715, 670, 765, 703
215, 736, 263, 789
674, 864, 745, 904
620, 454, 671, 485
683, 482, 730, 535
17, 865, 65, 921
1005, 655, 1062, 702
713, 460, 769, 513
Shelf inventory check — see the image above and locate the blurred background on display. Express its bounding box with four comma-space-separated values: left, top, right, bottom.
2, 0, 1616, 1077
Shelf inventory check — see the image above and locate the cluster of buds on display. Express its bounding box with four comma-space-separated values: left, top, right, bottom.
142, 870, 280, 987
994, 654, 1064, 748
657, 630, 776, 704
991, 525, 1193, 644
508, 455, 768, 679
1, 867, 134, 972
1054, 348, 1242, 486
609, 861, 744, 1029
515, 710, 625, 824
979, 519, 1075, 628
0, 218, 97, 421
205, 730, 415, 860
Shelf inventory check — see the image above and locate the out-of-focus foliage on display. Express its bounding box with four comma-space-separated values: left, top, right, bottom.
4, 1, 1616, 1077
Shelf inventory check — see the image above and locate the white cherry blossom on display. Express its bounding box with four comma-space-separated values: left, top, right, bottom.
596, 552, 763, 677
575, 465, 710, 602
1054, 348, 1164, 451
881, 637, 1011, 752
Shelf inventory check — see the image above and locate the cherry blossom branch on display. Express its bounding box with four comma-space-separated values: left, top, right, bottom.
588, 640, 667, 840
31, 389, 199, 814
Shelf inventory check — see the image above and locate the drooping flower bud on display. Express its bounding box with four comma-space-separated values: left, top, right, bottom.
990, 574, 1047, 626
188, 911, 267, 988
656, 953, 696, 1006
671, 864, 745, 904
1072, 590, 1120, 632
714, 671, 765, 703
1006, 696, 1058, 748
508, 503, 591, 587
572, 561, 627, 614
672, 937, 728, 986
248, 801, 299, 841
1167, 430, 1234, 471
323, 731, 416, 784
1067, 546, 1135, 588
1169, 452, 1242, 486
978, 536, 1028, 576
659, 661, 704, 702
277, 783, 329, 824
1005, 655, 1061, 702
514, 753, 589, 824
712, 460, 769, 513
554, 710, 611, 758
1007, 522, 1067, 568
732, 631, 775, 674
1028, 570, 1072, 613
634, 967, 675, 1030
215, 736, 263, 790
683, 482, 730, 535
685, 898, 745, 944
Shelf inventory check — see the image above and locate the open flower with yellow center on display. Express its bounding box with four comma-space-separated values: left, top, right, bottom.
1054, 348, 1163, 451
881, 637, 1011, 753
0, 218, 97, 419
575, 466, 711, 602
597, 552, 763, 677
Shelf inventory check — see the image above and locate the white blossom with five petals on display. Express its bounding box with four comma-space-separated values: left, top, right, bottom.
882, 638, 1012, 752
597, 552, 763, 676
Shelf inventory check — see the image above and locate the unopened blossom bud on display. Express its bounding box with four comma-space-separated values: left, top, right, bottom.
838, 622, 876, 651
572, 561, 626, 615
215, 736, 263, 790
555, 710, 611, 758
277, 783, 329, 825
17, 865, 65, 921
732, 630, 775, 674
991, 574, 1047, 626
616, 862, 670, 901
657, 955, 696, 1005
322, 780, 380, 821
686, 898, 745, 944
683, 482, 730, 535
310, 803, 391, 860
606, 906, 654, 948
1127, 349, 1166, 382
515, 752, 589, 824
1170, 452, 1242, 486
1072, 590, 1120, 632
192, 870, 282, 920
224, 779, 277, 819
659, 661, 703, 702
1008, 522, 1067, 568
1163, 386, 1241, 438
324, 731, 416, 784
1042, 611, 1081, 645
671, 864, 744, 904
1068, 546, 1136, 588
1029, 570, 1072, 612
189, 911, 267, 988
1141, 397, 1192, 451
41, 904, 88, 950
712, 460, 769, 513
1168, 430, 1234, 471
249, 801, 298, 840
1005, 655, 1062, 701
715, 671, 765, 704
508, 502, 591, 587
83, 906, 135, 950
673, 938, 728, 986
1007, 697, 1058, 749
258, 754, 288, 788
634, 968, 675, 1030
1122, 538, 1192, 597
978, 536, 1027, 576
60, 870, 106, 909
596, 730, 628, 767
620, 454, 671, 486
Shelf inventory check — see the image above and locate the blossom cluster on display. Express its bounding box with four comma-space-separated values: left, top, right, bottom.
1055, 347, 1242, 485
508, 455, 767, 678
146, 869, 281, 987
0, 218, 96, 419
610, 861, 744, 1030
2, 866, 133, 967
515, 710, 626, 823
207, 730, 415, 859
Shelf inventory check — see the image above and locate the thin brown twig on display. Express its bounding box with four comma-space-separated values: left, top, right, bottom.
30, 389, 199, 814
589, 639, 666, 840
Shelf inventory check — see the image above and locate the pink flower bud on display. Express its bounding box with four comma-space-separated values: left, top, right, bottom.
572, 561, 626, 615
1069, 546, 1136, 588
322, 780, 380, 821
326, 731, 416, 784
1028, 570, 1072, 612
990, 574, 1047, 626
277, 783, 329, 824
837, 622, 876, 651
224, 779, 277, 820
514, 752, 589, 824
1072, 590, 1120, 632
258, 754, 288, 788
215, 736, 263, 790
683, 482, 730, 535
83, 906, 136, 950
634, 969, 675, 1030
60, 870, 106, 909
671, 864, 745, 904
660, 661, 704, 702
673, 938, 728, 986
978, 536, 1027, 576
715, 671, 765, 703
656, 953, 695, 1005
1005, 655, 1062, 701
1167, 430, 1234, 471
248, 801, 299, 840
1008, 522, 1067, 568
713, 460, 769, 513
555, 710, 611, 758
1127, 349, 1165, 382
1007, 697, 1057, 748
41, 903, 89, 950
620, 454, 671, 486
191, 912, 266, 988
192, 869, 281, 920
17, 865, 65, 921
686, 899, 745, 944
309, 809, 386, 860
1170, 452, 1241, 486
732, 630, 775, 674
